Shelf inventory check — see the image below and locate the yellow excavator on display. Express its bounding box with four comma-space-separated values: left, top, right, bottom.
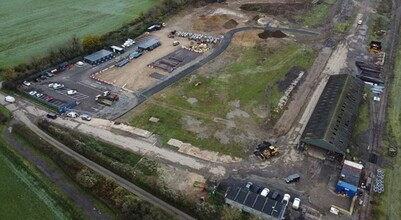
254, 141, 279, 160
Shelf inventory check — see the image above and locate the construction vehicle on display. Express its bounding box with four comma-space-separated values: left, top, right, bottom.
369, 41, 382, 54
253, 141, 279, 160
95, 91, 119, 106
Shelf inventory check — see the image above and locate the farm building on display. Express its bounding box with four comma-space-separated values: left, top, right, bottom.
84, 49, 114, 65
138, 38, 161, 51
225, 186, 286, 219
301, 74, 365, 154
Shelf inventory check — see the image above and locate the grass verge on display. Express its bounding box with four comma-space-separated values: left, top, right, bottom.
0, 125, 75, 220
302, 4, 330, 27
374, 17, 401, 219
11, 126, 116, 219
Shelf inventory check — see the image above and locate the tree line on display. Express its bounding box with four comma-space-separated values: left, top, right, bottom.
1, 0, 194, 90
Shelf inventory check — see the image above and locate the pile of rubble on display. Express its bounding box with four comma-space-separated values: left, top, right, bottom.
175, 31, 222, 44
373, 168, 384, 193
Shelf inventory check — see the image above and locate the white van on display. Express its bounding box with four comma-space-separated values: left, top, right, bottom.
292, 198, 301, 210
4, 96, 15, 103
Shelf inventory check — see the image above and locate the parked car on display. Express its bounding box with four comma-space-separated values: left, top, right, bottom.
245, 182, 253, 189
357, 19, 363, 25
282, 194, 291, 204
250, 184, 262, 193
29, 91, 37, 96
260, 188, 270, 197
46, 112, 57, 119
46, 72, 54, 77
67, 112, 79, 118
81, 114, 92, 121
4, 96, 15, 103
53, 83, 64, 89
271, 191, 280, 200
285, 174, 300, 184
46, 96, 55, 102
292, 198, 301, 210
35, 93, 44, 98
23, 81, 31, 87
40, 75, 47, 80
67, 89, 77, 95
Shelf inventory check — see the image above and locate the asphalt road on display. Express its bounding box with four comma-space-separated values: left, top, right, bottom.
13, 110, 195, 220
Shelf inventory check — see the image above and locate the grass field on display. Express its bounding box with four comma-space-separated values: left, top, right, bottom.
0, 152, 68, 220
0, 0, 159, 67
375, 32, 401, 220
130, 43, 316, 157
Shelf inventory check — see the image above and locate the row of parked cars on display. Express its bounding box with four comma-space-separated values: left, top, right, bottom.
46, 112, 92, 121
245, 174, 302, 210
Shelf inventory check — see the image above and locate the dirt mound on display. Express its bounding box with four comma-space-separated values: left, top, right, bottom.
223, 19, 239, 29
193, 15, 231, 32
277, 67, 306, 92
258, 30, 287, 39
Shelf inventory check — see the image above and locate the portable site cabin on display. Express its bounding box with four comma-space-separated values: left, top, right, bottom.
138, 38, 161, 51
84, 49, 114, 65
336, 181, 358, 197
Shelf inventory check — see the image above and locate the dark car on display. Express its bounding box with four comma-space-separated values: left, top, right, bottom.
46, 112, 57, 119
249, 184, 262, 193
271, 191, 281, 200
285, 174, 300, 184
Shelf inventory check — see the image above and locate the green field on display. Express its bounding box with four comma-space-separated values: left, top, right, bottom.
0, 0, 159, 67
130, 43, 317, 157
0, 152, 68, 220
375, 31, 401, 220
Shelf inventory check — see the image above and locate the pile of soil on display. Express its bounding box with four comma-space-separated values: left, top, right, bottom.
258, 30, 287, 39
223, 19, 239, 29
277, 67, 306, 92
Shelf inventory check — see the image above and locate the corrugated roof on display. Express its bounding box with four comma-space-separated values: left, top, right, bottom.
138, 38, 160, 49
224, 187, 286, 219
84, 49, 113, 62
340, 161, 363, 186
301, 74, 365, 153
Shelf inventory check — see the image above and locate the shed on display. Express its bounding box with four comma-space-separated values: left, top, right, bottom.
336, 180, 358, 197
84, 49, 114, 65
138, 38, 161, 51
339, 160, 363, 187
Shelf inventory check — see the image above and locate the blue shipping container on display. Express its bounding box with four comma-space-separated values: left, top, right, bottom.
336, 181, 358, 197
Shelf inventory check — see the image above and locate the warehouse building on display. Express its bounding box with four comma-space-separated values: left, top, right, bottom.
301, 74, 365, 154
225, 187, 286, 219
84, 49, 114, 65
138, 38, 161, 51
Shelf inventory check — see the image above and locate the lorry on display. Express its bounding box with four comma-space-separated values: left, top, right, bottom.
95, 91, 119, 106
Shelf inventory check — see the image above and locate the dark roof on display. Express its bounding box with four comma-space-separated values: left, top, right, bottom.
138, 38, 160, 49
84, 49, 113, 62
340, 160, 363, 186
225, 187, 286, 219
301, 74, 365, 154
